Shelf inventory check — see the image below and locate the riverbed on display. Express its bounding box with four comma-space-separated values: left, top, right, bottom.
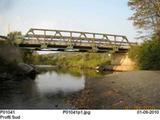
0, 68, 160, 109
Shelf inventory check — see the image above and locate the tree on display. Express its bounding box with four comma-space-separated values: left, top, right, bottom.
7, 31, 23, 45
128, 0, 160, 38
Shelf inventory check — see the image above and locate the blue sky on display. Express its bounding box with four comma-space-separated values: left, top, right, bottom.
0, 0, 137, 42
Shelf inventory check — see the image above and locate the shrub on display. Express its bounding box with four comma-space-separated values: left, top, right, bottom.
129, 35, 160, 70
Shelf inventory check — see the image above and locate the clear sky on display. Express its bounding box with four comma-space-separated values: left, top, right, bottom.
0, 0, 137, 42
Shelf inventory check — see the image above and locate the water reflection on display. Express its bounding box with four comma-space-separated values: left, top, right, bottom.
0, 67, 108, 109
1, 68, 160, 109
35, 71, 85, 94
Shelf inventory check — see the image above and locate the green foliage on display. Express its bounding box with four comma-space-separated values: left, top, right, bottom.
24, 52, 111, 69
7, 31, 23, 45
129, 35, 160, 70
128, 0, 160, 69
128, 45, 141, 61
139, 37, 160, 70
128, 0, 160, 38
54, 53, 111, 69
21, 50, 35, 64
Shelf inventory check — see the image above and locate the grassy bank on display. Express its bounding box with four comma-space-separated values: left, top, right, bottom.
24, 52, 111, 70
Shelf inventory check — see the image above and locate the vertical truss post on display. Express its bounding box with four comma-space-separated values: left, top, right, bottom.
41, 30, 47, 49
67, 32, 73, 49
113, 36, 119, 52
92, 33, 97, 52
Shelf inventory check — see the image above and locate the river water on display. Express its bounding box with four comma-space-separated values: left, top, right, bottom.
0, 68, 160, 109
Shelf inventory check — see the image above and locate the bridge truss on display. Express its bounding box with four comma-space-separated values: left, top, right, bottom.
19, 28, 136, 52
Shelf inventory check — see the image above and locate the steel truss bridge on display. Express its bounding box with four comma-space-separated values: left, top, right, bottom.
19, 28, 137, 53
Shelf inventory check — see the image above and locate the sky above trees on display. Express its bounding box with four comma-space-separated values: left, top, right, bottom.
0, 0, 137, 42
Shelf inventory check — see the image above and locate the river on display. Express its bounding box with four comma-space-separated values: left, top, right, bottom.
0, 67, 160, 109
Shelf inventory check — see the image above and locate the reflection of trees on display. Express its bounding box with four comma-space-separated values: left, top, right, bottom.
54, 67, 82, 77
54, 67, 107, 78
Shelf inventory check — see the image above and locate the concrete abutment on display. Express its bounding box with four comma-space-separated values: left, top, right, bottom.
104, 53, 137, 71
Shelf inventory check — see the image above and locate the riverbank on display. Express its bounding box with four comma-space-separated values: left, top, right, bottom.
26, 52, 138, 72
100, 71, 160, 109
0, 45, 37, 81
27, 52, 111, 70
0, 62, 37, 82
68, 70, 160, 109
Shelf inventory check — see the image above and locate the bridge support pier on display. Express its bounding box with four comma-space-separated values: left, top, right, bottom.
108, 53, 136, 71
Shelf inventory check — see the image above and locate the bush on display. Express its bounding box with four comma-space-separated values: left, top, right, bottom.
129, 35, 160, 70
